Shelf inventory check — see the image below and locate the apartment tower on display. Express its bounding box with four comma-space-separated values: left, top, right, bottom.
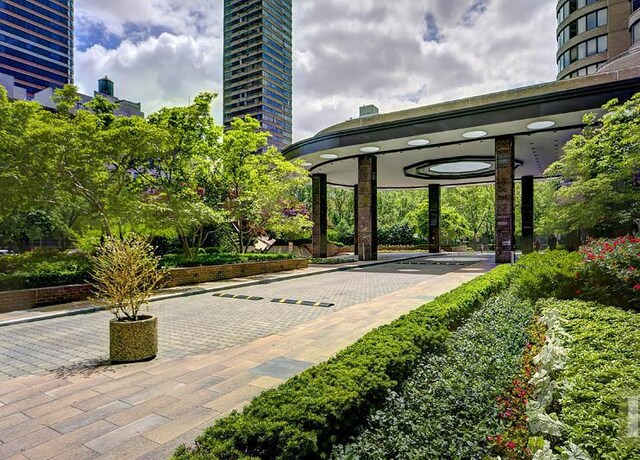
0, 0, 74, 96
223, 0, 293, 150
556, 0, 636, 79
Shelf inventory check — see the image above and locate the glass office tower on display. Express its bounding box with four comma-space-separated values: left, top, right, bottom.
0, 0, 74, 96
223, 0, 293, 150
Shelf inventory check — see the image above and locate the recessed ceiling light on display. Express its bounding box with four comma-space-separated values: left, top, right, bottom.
359, 146, 380, 153
462, 130, 488, 139
301, 162, 313, 167
320, 153, 338, 160
407, 139, 430, 147
527, 121, 555, 130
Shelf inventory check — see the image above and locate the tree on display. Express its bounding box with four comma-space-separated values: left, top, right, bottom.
443, 185, 494, 242
217, 116, 311, 253
546, 94, 640, 235
0, 86, 55, 223
137, 93, 224, 257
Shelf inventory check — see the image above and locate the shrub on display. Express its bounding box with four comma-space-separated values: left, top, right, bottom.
377, 223, 421, 246
537, 299, 640, 459
0, 250, 91, 291
510, 251, 581, 301
174, 264, 514, 460
334, 292, 536, 459
92, 235, 167, 321
577, 236, 640, 309
161, 252, 293, 268
309, 257, 356, 265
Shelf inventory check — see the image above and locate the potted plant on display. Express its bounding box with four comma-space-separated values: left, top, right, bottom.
92, 234, 167, 363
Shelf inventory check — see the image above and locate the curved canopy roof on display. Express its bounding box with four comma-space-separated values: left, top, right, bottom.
284, 69, 640, 189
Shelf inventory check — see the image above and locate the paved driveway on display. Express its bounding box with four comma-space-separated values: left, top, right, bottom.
0, 254, 488, 380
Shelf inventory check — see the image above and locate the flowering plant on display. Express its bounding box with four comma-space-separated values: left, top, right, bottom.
489, 320, 545, 459
577, 236, 640, 309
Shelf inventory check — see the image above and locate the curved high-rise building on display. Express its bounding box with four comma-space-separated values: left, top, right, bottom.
556, 0, 632, 80
0, 0, 74, 96
631, 0, 640, 47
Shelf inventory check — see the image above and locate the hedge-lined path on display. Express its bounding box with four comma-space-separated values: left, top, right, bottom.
0, 254, 493, 459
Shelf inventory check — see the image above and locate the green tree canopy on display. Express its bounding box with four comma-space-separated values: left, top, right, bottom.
546, 94, 640, 234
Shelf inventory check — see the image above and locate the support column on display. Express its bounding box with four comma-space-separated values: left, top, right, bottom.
495, 136, 515, 264
521, 175, 534, 254
312, 174, 327, 258
357, 156, 377, 261
353, 185, 358, 256
428, 184, 441, 253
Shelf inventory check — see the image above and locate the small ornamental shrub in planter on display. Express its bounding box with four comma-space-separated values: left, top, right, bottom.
577, 236, 640, 309
92, 235, 167, 363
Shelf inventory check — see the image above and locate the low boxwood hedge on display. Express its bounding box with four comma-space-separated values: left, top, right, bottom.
174, 264, 514, 460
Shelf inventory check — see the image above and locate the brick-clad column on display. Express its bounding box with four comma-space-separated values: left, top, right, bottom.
428, 184, 441, 253
357, 156, 377, 261
521, 175, 534, 254
312, 174, 328, 258
495, 136, 515, 264
353, 185, 359, 256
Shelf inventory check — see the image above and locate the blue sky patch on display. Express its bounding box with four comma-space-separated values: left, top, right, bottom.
422, 13, 444, 43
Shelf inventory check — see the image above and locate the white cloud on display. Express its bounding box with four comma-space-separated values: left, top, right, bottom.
74, 0, 558, 142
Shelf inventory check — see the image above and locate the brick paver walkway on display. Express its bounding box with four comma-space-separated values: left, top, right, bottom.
0, 254, 493, 459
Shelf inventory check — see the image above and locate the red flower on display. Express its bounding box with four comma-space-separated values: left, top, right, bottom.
576, 289, 582, 295
633, 285, 640, 291
506, 441, 516, 450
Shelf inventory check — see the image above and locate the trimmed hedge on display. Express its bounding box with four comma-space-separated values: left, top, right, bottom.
174, 264, 514, 459
510, 251, 581, 301
541, 299, 640, 459
334, 292, 536, 458
160, 252, 293, 268
0, 252, 92, 291
0, 252, 295, 292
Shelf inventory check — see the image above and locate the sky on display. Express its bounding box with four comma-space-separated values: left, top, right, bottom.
75, 0, 559, 142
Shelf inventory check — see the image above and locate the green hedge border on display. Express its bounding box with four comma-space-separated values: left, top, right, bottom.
175, 264, 514, 459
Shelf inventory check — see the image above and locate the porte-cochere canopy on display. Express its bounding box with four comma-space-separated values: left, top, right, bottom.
283, 69, 640, 263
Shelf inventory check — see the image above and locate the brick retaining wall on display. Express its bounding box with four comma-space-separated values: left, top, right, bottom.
0, 258, 308, 314
164, 258, 307, 288
0, 284, 93, 314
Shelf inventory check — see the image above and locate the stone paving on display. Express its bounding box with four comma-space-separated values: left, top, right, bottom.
0, 253, 493, 459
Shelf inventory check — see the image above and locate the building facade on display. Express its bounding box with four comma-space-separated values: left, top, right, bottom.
223, 0, 293, 150
631, 0, 640, 46
556, 0, 633, 79
0, 0, 74, 97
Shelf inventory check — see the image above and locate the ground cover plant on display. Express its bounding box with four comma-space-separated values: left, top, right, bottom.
542, 299, 640, 459
333, 292, 536, 459
174, 264, 514, 459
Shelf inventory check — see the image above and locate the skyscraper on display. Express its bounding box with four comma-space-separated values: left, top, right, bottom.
223, 0, 293, 150
556, 0, 632, 80
0, 0, 74, 97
